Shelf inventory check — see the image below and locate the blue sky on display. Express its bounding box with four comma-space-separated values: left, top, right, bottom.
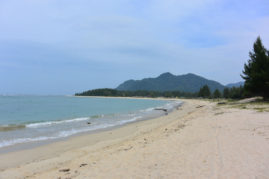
0, 0, 269, 95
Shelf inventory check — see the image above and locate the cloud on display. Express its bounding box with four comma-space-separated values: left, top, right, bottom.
0, 0, 269, 94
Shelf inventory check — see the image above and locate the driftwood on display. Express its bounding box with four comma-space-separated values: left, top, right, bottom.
155, 108, 168, 115
80, 163, 88, 167
59, 169, 70, 172
154, 108, 168, 112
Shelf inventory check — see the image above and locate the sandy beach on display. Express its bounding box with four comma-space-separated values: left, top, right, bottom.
0, 99, 269, 179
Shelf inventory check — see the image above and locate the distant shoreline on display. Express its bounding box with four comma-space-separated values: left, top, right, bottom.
73, 95, 179, 101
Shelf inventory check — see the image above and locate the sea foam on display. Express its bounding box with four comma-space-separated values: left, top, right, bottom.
0, 116, 143, 148
0, 96, 181, 149
26, 117, 90, 128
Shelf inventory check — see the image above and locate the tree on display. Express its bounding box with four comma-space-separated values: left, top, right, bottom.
213, 89, 221, 98
241, 37, 269, 100
223, 88, 230, 98
229, 86, 244, 99
198, 85, 211, 98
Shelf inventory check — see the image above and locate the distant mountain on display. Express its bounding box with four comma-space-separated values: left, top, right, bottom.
226, 81, 244, 88
116, 72, 225, 93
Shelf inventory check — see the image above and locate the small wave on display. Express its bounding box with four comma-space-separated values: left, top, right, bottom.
0, 116, 143, 148
0, 124, 114, 148
26, 117, 89, 128
0, 124, 26, 132
0, 128, 96, 148
140, 107, 154, 112
117, 116, 142, 125
90, 114, 105, 119
0, 136, 57, 148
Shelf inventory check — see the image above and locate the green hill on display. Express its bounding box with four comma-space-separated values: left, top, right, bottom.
226, 81, 244, 88
116, 72, 225, 93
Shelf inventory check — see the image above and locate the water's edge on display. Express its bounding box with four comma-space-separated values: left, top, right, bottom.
0, 97, 182, 153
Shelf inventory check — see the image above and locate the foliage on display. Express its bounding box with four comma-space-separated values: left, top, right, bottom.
223, 88, 230, 98
213, 89, 221, 98
75, 88, 198, 98
198, 85, 211, 98
228, 86, 245, 99
222, 86, 245, 99
76, 86, 247, 100
241, 36, 269, 100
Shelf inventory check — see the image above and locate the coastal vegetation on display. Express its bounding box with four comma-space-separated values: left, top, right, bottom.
75, 88, 197, 98
198, 85, 211, 98
75, 86, 245, 99
241, 37, 269, 100
213, 89, 221, 98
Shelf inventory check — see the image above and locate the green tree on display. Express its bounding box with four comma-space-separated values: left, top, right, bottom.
198, 85, 211, 98
213, 89, 221, 98
223, 88, 230, 98
241, 37, 269, 100
229, 86, 244, 99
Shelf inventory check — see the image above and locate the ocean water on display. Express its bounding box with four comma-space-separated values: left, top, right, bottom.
0, 96, 181, 148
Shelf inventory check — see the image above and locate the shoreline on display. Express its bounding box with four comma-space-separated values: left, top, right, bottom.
0, 98, 185, 170
1, 99, 269, 178
73, 95, 181, 100
0, 96, 178, 152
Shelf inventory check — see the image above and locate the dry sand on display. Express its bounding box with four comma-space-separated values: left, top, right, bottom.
0, 99, 269, 179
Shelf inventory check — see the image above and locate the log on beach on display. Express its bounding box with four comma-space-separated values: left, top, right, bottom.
154, 108, 168, 112
154, 108, 168, 115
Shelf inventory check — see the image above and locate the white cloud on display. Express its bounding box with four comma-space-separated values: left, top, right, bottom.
0, 0, 269, 88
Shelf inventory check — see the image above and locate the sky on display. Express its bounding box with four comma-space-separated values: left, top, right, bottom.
0, 0, 269, 95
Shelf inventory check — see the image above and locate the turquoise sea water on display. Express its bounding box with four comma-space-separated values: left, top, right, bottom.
0, 96, 181, 148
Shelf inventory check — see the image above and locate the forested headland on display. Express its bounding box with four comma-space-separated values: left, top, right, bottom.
76, 37, 269, 101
